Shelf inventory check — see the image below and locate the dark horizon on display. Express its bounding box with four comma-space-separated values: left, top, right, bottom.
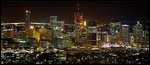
1, 1, 149, 24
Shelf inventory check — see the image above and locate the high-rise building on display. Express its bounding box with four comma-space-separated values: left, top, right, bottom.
133, 21, 143, 43
25, 10, 31, 48
49, 16, 66, 48
50, 16, 57, 27
97, 23, 110, 43
64, 24, 76, 41
25, 10, 31, 38
55, 21, 65, 48
109, 18, 122, 42
97, 31, 111, 43
121, 24, 129, 43
74, 3, 84, 32
87, 20, 97, 45
73, 3, 88, 46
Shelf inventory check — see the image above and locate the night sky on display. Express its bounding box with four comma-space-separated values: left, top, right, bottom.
1, 1, 149, 24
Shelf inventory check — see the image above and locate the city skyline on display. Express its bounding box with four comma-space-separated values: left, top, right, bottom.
1, 1, 149, 24
1, 1, 149, 64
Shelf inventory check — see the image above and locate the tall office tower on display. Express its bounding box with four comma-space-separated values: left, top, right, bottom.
49, 16, 57, 48
97, 30, 111, 43
25, 10, 31, 48
133, 21, 143, 43
49, 16, 57, 39
74, 3, 84, 32
73, 3, 85, 46
49, 16, 65, 48
87, 20, 97, 45
109, 18, 122, 42
121, 24, 129, 43
50, 16, 57, 27
56, 21, 65, 48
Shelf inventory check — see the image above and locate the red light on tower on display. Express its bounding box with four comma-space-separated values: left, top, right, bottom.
74, 2, 84, 32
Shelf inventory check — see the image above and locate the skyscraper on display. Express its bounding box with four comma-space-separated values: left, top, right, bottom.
87, 20, 97, 45
25, 10, 31, 48
121, 24, 129, 43
74, 3, 84, 32
74, 3, 86, 46
25, 10, 31, 38
49, 16, 65, 48
133, 21, 143, 43
50, 16, 57, 28
109, 18, 122, 42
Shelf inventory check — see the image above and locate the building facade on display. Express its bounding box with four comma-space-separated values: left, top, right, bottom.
133, 21, 143, 43
121, 24, 129, 43
109, 19, 122, 42
87, 20, 97, 45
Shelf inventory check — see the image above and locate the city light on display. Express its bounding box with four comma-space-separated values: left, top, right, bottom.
54, 27, 58, 30
59, 36, 63, 38
1, 1, 149, 64
41, 26, 44, 28
25, 10, 28, 13
25, 10, 31, 13
84, 21, 86, 26
61, 28, 63, 31
122, 24, 129, 26
30, 25, 34, 29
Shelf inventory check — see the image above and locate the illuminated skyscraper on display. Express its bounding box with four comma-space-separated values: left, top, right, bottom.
49, 16, 65, 48
121, 24, 129, 43
50, 16, 57, 27
87, 20, 97, 45
74, 3, 84, 32
25, 10, 31, 37
25, 10, 31, 48
109, 18, 122, 41
74, 3, 86, 46
133, 21, 143, 43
